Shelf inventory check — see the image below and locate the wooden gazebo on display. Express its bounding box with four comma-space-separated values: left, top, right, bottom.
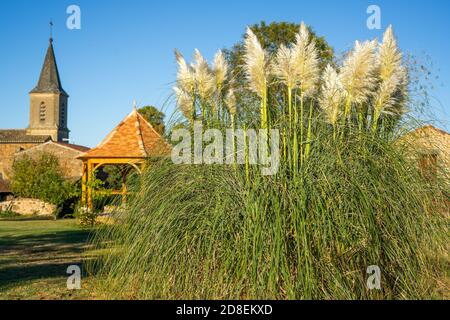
78, 108, 171, 209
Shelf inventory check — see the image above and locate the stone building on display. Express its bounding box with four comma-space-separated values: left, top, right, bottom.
14, 141, 89, 180
400, 125, 450, 181
0, 37, 87, 182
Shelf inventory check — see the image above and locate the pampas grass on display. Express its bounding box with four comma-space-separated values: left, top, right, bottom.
173, 86, 194, 123
293, 22, 320, 98
340, 40, 378, 118
192, 49, 215, 103
244, 27, 270, 129
372, 26, 408, 132
320, 64, 344, 129
175, 49, 196, 95
212, 50, 228, 92
88, 24, 448, 300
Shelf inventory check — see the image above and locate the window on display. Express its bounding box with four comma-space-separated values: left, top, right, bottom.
419, 153, 438, 180
39, 102, 46, 122
60, 104, 65, 126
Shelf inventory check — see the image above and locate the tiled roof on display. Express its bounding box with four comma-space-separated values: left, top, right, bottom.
0, 130, 51, 143
16, 141, 90, 155
30, 38, 68, 96
78, 109, 171, 159
0, 179, 11, 194
54, 142, 90, 152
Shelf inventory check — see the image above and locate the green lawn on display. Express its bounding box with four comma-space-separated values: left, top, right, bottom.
0, 215, 447, 300
0, 217, 97, 300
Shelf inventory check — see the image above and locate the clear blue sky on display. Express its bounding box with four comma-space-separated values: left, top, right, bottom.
0, 0, 449, 147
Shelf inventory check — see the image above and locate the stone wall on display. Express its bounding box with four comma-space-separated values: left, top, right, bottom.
0, 143, 39, 180
0, 197, 56, 216
13, 142, 86, 180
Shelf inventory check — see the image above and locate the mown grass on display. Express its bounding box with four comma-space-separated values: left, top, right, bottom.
0, 219, 98, 300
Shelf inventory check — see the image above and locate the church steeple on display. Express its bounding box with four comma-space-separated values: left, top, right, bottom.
30, 38, 67, 96
28, 35, 69, 142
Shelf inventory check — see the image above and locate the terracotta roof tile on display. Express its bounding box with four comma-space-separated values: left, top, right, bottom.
78, 109, 171, 159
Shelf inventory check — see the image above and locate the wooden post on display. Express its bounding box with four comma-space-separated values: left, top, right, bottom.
87, 160, 93, 210
81, 161, 87, 207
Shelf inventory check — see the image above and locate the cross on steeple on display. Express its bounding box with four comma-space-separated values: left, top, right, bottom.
49, 20, 53, 41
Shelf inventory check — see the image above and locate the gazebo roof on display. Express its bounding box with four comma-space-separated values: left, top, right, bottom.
78, 108, 171, 159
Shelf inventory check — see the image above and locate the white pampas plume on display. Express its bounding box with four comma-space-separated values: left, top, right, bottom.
243, 27, 270, 97
320, 64, 344, 125
174, 49, 195, 94
340, 39, 378, 105
292, 22, 320, 97
212, 50, 228, 92
272, 22, 320, 97
173, 86, 194, 121
225, 89, 237, 116
192, 49, 215, 101
272, 44, 297, 89
373, 26, 408, 117
379, 25, 403, 81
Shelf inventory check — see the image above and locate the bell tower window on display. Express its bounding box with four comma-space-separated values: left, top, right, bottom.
60, 103, 66, 126
39, 102, 46, 122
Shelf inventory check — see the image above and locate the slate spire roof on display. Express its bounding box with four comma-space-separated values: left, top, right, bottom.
30, 38, 68, 96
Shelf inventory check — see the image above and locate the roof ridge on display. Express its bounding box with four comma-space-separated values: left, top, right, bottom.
134, 109, 148, 157
78, 108, 171, 159
134, 109, 172, 150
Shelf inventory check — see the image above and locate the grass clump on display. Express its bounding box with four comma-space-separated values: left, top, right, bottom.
88, 23, 448, 299
89, 132, 447, 299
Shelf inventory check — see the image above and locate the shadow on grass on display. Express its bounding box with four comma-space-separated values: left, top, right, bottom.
0, 229, 94, 291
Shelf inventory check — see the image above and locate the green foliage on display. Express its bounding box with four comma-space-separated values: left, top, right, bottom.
75, 206, 98, 227
87, 172, 117, 212
0, 211, 21, 219
11, 153, 80, 216
101, 165, 138, 191
137, 105, 166, 135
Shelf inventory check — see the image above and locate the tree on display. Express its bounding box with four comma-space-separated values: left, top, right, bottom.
138, 106, 165, 135
11, 153, 79, 215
